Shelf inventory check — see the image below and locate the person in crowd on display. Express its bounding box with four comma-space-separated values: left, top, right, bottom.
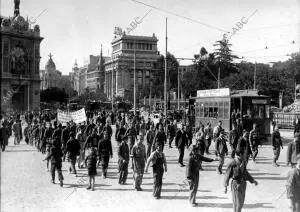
131, 133, 147, 191
204, 123, 213, 154
98, 131, 113, 178
64, 132, 81, 174
287, 133, 300, 168
24, 122, 30, 144
237, 119, 243, 138
213, 120, 223, 156
294, 119, 300, 137
124, 123, 137, 153
224, 151, 258, 212
44, 122, 54, 170
286, 154, 300, 212
145, 143, 167, 199
167, 120, 176, 148
61, 123, 70, 159
229, 122, 239, 159
216, 129, 228, 174
195, 124, 206, 156
84, 128, 101, 155
76, 127, 85, 168
85, 147, 97, 191
0, 120, 10, 151
12, 119, 20, 145
39, 122, 46, 153
102, 119, 113, 139
115, 122, 126, 145
186, 145, 217, 207
140, 119, 146, 136
118, 133, 130, 185
175, 124, 190, 167
237, 130, 252, 164
43, 141, 64, 187
152, 123, 167, 152
146, 124, 155, 158
249, 123, 260, 163
271, 125, 283, 167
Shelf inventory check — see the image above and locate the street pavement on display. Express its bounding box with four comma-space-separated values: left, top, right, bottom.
1, 127, 294, 212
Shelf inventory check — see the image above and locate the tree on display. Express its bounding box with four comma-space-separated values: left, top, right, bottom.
40, 87, 68, 103
213, 38, 239, 78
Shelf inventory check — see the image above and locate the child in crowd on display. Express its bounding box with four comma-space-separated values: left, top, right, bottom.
85, 147, 97, 191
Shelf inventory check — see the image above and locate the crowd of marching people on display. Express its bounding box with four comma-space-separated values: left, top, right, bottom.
1, 110, 300, 211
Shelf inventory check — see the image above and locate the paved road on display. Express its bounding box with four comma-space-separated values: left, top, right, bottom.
1, 128, 293, 212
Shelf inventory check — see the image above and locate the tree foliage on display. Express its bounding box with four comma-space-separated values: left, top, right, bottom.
40, 87, 68, 103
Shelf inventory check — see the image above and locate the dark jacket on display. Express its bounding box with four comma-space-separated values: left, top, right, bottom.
65, 138, 81, 157
186, 155, 214, 180
216, 136, 228, 155
237, 136, 251, 156
175, 130, 189, 148
98, 138, 113, 157
287, 138, 300, 164
61, 128, 69, 146
45, 146, 63, 164
118, 142, 130, 162
229, 129, 239, 149
271, 130, 283, 149
115, 127, 126, 142
286, 168, 300, 201
84, 134, 101, 150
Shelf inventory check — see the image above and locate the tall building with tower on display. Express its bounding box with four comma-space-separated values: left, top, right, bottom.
104, 33, 160, 103
1, 0, 43, 113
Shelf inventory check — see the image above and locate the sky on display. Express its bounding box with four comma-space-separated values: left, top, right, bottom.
1, 0, 299, 75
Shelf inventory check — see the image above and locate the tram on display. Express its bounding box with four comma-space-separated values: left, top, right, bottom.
193, 88, 272, 136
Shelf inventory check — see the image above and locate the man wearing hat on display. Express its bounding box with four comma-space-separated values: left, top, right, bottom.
0, 120, 10, 151
249, 123, 260, 162
216, 129, 228, 174
224, 151, 258, 212
131, 133, 147, 191
175, 124, 190, 167
286, 154, 300, 212
237, 130, 252, 164
287, 133, 300, 168
98, 130, 113, 178
61, 122, 70, 160
186, 145, 217, 207
64, 132, 81, 174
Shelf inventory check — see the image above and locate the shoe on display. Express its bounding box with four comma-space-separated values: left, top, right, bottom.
51, 180, 55, 184
191, 203, 198, 207
87, 186, 91, 190
123, 182, 127, 185
136, 187, 143, 191
91, 187, 94, 191
180, 164, 185, 167
155, 196, 161, 199
276, 163, 280, 167
60, 181, 63, 187
169, 146, 172, 148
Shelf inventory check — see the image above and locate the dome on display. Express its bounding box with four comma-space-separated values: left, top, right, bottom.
45, 54, 56, 70
11, 15, 29, 31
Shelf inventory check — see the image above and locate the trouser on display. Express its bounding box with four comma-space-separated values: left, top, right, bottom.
291, 200, 300, 212
118, 161, 128, 183
252, 145, 258, 160
232, 180, 247, 212
14, 134, 20, 145
147, 143, 153, 158
101, 155, 110, 177
205, 138, 211, 153
128, 137, 135, 153
214, 139, 218, 156
169, 135, 175, 146
231, 145, 237, 159
218, 154, 225, 173
51, 163, 64, 182
153, 168, 164, 197
133, 162, 145, 189
178, 147, 185, 164
78, 150, 85, 168
68, 156, 77, 174
1, 142, 6, 151
273, 148, 280, 163
189, 172, 199, 204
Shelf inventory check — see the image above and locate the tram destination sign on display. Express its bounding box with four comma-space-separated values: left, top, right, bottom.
197, 88, 230, 98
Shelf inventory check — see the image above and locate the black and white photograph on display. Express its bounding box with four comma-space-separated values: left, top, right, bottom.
0, 0, 300, 211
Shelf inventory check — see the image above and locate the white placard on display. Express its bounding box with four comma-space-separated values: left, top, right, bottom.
197, 88, 230, 98
57, 108, 87, 124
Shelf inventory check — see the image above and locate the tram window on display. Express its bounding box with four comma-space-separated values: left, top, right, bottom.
200, 103, 204, 118
213, 101, 218, 118
196, 103, 200, 117
265, 105, 270, 118
204, 102, 209, 117
219, 101, 224, 119
224, 101, 229, 119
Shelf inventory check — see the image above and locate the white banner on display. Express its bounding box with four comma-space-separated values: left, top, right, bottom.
71, 108, 87, 124
57, 108, 87, 124
57, 109, 72, 123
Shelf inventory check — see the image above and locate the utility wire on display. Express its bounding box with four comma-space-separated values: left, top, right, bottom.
131, 0, 228, 32
236, 41, 296, 54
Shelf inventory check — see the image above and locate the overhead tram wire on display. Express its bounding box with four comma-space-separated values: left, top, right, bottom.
131, 0, 228, 32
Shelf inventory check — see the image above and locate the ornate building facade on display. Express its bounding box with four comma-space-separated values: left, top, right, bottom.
40, 54, 72, 95
1, 0, 43, 113
104, 34, 160, 102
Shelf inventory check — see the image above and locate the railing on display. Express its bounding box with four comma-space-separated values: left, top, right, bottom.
272, 112, 300, 129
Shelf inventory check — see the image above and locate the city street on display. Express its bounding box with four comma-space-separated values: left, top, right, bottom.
1, 127, 293, 212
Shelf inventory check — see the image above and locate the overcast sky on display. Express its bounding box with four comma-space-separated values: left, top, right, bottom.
1, 0, 299, 74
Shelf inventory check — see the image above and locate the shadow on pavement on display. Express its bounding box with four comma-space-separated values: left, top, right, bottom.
193, 202, 274, 209
250, 172, 281, 176
4, 149, 37, 152
254, 176, 286, 180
